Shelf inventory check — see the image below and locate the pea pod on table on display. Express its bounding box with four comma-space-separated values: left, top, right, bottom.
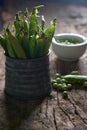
62, 74, 87, 84
51, 72, 87, 99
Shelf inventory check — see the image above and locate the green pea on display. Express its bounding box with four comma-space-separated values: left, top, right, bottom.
67, 84, 72, 89
53, 82, 58, 88
55, 73, 60, 78
61, 78, 66, 83
63, 91, 68, 98
51, 80, 56, 85
57, 83, 63, 89
56, 77, 61, 83
61, 83, 68, 91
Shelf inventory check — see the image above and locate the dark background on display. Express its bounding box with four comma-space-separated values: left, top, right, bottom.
0, 0, 87, 32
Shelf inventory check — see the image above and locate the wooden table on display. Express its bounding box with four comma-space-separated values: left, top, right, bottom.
0, 48, 87, 130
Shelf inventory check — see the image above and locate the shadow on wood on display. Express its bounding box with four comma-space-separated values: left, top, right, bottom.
4, 95, 44, 130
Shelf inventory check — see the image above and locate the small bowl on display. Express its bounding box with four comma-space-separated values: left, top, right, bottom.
52, 33, 87, 61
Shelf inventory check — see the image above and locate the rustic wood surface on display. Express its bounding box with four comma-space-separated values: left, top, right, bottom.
0, 48, 87, 130
0, 1, 87, 130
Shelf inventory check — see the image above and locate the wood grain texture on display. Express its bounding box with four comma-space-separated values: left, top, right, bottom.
0, 48, 87, 130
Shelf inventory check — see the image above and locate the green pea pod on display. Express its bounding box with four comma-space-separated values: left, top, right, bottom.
36, 15, 45, 57
5, 36, 16, 58
43, 18, 56, 54
29, 12, 39, 36
0, 35, 8, 55
23, 20, 29, 33
29, 5, 44, 36
62, 74, 87, 84
6, 33, 26, 59
14, 12, 22, 37
20, 36, 30, 58
14, 20, 21, 37
29, 35, 37, 58
36, 38, 44, 57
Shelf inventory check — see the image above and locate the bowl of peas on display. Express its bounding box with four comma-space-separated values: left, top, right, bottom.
52, 33, 87, 61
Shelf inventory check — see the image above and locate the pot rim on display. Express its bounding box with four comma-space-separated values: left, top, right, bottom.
5, 50, 51, 61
